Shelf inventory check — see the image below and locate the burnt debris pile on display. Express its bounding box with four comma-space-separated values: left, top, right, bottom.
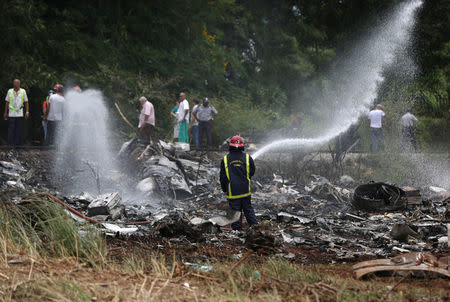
1, 142, 448, 263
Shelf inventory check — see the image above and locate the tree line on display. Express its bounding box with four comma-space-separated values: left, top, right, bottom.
0, 0, 447, 147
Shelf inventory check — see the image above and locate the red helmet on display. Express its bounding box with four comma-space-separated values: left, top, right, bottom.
53, 84, 63, 92
229, 135, 244, 147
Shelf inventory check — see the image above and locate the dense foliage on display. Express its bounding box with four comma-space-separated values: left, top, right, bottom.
0, 0, 448, 147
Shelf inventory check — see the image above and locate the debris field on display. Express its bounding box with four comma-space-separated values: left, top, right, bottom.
1, 140, 448, 277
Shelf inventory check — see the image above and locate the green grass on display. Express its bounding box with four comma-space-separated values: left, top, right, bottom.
0, 194, 106, 266
7, 278, 93, 302
1, 246, 448, 301
207, 258, 448, 301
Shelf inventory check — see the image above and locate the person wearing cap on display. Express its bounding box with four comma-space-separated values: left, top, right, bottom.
42, 89, 54, 142
192, 97, 218, 149
189, 98, 200, 148
45, 84, 65, 145
368, 104, 386, 152
4, 79, 29, 146
400, 108, 418, 151
220, 135, 257, 231
138, 96, 155, 144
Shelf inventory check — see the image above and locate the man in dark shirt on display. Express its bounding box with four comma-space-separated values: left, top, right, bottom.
220, 135, 257, 230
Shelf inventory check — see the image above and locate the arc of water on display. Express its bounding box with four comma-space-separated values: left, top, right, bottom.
253, 0, 423, 159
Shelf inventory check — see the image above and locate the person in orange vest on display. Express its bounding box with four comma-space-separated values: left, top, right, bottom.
42, 89, 53, 142
4, 79, 29, 146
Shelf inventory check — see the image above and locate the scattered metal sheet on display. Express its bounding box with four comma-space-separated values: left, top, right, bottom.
87, 192, 124, 220
190, 209, 241, 227
0, 161, 26, 172
208, 209, 241, 226
353, 252, 450, 279
278, 212, 312, 224
390, 223, 420, 242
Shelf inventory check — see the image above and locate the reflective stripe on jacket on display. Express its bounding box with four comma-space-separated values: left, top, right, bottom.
9, 89, 24, 112
220, 151, 255, 199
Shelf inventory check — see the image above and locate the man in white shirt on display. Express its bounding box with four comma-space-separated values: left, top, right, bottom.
368, 104, 386, 152
177, 92, 189, 143
45, 84, 65, 145
4, 79, 29, 146
400, 108, 418, 151
138, 96, 155, 144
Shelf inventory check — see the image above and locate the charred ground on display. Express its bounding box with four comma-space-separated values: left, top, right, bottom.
0, 143, 449, 301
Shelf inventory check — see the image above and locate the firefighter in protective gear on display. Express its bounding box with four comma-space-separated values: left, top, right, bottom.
220, 135, 257, 230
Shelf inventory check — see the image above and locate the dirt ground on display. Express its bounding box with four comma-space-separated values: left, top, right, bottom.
1, 244, 449, 302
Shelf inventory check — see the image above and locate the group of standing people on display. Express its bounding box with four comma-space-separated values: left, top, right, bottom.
139, 92, 218, 149
368, 104, 419, 152
3, 79, 67, 146
3, 79, 420, 155
168, 92, 218, 149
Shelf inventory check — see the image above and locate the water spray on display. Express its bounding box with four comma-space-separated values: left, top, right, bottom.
253, 0, 423, 159
53, 89, 118, 194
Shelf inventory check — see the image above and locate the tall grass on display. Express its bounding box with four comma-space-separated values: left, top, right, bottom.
0, 195, 106, 266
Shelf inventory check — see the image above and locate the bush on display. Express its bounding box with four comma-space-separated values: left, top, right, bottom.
211, 98, 284, 145
416, 115, 450, 150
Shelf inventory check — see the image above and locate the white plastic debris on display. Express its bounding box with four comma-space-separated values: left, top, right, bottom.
174, 142, 190, 152
2, 168, 20, 178
6, 180, 25, 190
283, 252, 295, 259
102, 223, 138, 235
438, 236, 448, 244
392, 246, 410, 253
429, 186, 447, 194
